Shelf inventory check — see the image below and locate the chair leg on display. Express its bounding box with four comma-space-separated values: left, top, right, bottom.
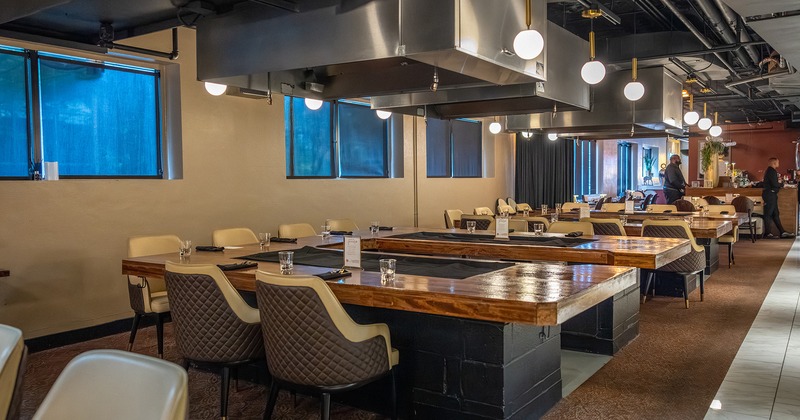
155, 312, 165, 358
263, 381, 279, 420
321, 393, 331, 420
390, 370, 397, 420
731, 245, 735, 265
641, 272, 654, 304
233, 367, 239, 392
699, 272, 705, 302
221, 366, 231, 420
683, 276, 690, 309
127, 313, 142, 352
727, 244, 733, 268
181, 359, 190, 371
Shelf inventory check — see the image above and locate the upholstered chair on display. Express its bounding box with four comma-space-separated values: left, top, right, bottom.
164, 262, 264, 419
640, 220, 706, 308
507, 198, 518, 209
600, 203, 626, 212
547, 221, 595, 236
673, 199, 696, 212
32, 350, 188, 420
127, 234, 180, 358
517, 216, 550, 232
508, 219, 528, 233
326, 219, 359, 232
582, 218, 626, 236
706, 205, 738, 267
496, 198, 516, 215
731, 196, 760, 242
515, 202, 533, 213
0, 324, 26, 420
562, 202, 590, 212
694, 198, 710, 209
212, 228, 258, 247
646, 204, 678, 213
444, 209, 463, 229
255, 272, 399, 420
640, 194, 654, 210
473, 207, 495, 216
278, 223, 317, 238
459, 215, 495, 231
703, 196, 722, 205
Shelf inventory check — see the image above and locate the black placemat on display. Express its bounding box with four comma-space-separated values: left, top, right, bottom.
237, 246, 513, 279
386, 231, 595, 247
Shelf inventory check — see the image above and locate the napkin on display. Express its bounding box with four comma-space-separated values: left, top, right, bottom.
378, 226, 394, 231
315, 270, 352, 281
330, 231, 353, 236
217, 261, 258, 271
271, 237, 297, 243
196, 246, 225, 252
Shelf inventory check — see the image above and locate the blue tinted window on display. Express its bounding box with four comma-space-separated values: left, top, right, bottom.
338, 102, 387, 177
38, 57, 160, 177
426, 118, 450, 177
285, 97, 333, 177
0, 51, 29, 177
452, 119, 482, 178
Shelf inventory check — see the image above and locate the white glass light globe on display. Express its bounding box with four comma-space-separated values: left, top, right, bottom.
304, 98, 323, 111
581, 60, 606, 85
521, 131, 533, 139
623, 81, 645, 101
513, 29, 544, 60
489, 122, 502, 134
376, 110, 392, 120
204, 82, 227, 96
709, 125, 722, 137
547, 133, 558, 141
698, 117, 712, 130
683, 111, 700, 125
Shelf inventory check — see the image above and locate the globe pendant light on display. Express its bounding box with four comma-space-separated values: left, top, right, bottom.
697, 103, 712, 131
623, 58, 645, 101
304, 98, 323, 110
513, 0, 544, 60
709, 112, 722, 137
547, 133, 558, 141
204, 82, 227, 96
376, 110, 392, 120
580, 18, 605, 85
684, 93, 700, 125
489, 119, 502, 134
521, 131, 533, 139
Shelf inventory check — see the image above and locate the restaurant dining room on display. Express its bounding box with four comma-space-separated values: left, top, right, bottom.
2, 1, 800, 419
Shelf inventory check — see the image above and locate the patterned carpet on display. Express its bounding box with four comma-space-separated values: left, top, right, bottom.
18, 237, 794, 419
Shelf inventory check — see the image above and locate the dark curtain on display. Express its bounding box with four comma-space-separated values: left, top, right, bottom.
515, 133, 575, 208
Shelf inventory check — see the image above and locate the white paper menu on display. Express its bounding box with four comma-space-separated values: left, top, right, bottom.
579, 207, 590, 219
625, 200, 634, 214
343, 236, 361, 268
495, 217, 509, 240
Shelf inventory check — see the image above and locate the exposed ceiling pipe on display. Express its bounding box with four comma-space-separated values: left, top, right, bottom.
669, 57, 714, 93
608, 40, 766, 65
713, 0, 760, 65
724, 68, 791, 89
657, 0, 742, 79
632, 0, 673, 30
694, 0, 757, 70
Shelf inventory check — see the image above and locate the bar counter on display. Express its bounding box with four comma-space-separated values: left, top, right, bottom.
686, 186, 798, 234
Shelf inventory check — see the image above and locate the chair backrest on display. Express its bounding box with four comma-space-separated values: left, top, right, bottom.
164, 262, 263, 363
32, 350, 188, 420
508, 219, 528, 232
641, 219, 704, 252
583, 218, 626, 236
255, 272, 393, 386
517, 216, 550, 231
562, 202, 590, 212
547, 221, 595, 236
326, 219, 359, 232
473, 207, 494, 216
515, 202, 533, 212
127, 234, 182, 305
444, 209, 463, 229
642, 194, 654, 208
731, 196, 754, 213
0, 324, 24, 420
496, 198, 516, 215
647, 204, 678, 213
507, 198, 518, 208
704, 195, 722, 205
673, 199, 696, 212
600, 203, 626, 212
460, 215, 495, 231
594, 196, 608, 210
278, 223, 317, 238
694, 198, 709, 208
212, 228, 258, 247
631, 191, 645, 199
706, 204, 737, 215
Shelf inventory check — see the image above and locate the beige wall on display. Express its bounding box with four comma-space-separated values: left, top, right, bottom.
0, 28, 515, 338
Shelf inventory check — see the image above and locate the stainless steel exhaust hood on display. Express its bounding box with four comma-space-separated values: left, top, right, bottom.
506, 66, 685, 139
369, 21, 590, 119
195, 0, 547, 100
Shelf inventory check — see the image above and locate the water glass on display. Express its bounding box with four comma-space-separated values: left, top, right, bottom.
370, 221, 380, 235
555, 204, 561, 215
620, 215, 628, 226
278, 251, 294, 273
533, 223, 544, 236
380, 258, 396, 284
684, 215, 694, 225
321, 224, 331, 239
179, 239, 192, 259
522, 210, 530, 217
466, 220, 477, 234
258, 233, 271, 250
550, 213, 558, 223
541, 204, 548, 215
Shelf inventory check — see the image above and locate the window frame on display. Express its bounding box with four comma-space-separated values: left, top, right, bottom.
425, 118, 483, 179
285, 97, 336, 179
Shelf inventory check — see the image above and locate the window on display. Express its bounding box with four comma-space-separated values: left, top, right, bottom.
284, 98, 390, 178
573, 139, 597, 197
618, 142, 633, 194
0, 46, 163, 179
426, 118, 482, 178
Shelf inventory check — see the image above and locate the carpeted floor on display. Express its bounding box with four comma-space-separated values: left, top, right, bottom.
18, 237, 795, 419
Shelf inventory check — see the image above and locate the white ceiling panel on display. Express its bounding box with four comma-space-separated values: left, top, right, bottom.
723, 0, 800, 18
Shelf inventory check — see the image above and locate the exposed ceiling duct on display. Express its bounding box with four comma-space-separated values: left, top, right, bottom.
195, 0, 548, 101
506, 67, 684, 139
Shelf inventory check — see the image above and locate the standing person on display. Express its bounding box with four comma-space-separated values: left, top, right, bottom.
663, 154, 687, 204
762, 157, 795, 238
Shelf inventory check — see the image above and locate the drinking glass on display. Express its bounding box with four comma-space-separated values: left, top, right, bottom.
179, 239, 192, 259
541, 204, 548, 215
550, 213, 558, 224
555, 204, 562, 215
684, 216, 694, 225
522, 210, 530, 217
370, 221, 380, 235
620, 215, 628, 226
466, 220, 477, 234
380, 258, 396, 284
258, 233, 271, 250
321, 224, 331, 239
533, 223, 544, 236
278, 251, 294, 273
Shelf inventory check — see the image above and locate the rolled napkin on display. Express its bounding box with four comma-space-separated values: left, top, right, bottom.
663, 210, 673, 213
271, 237, 297, 243
378, 226, 394, 231
565, 231, 583, 237
315, 270, 352, 281
330, 231, 353, 235
196, 246, 225, 252
217, 261, 258, 271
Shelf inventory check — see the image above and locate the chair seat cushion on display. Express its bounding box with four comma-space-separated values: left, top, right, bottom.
718, 235, 736, 244
150, 295, 170, 313
390, 348, 399, 367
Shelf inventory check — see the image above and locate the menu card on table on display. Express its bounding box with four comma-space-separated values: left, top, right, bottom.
495, 217, 509, 240
625, 200, 634, 214
344, 236, 361, 268
579, 207, 590, 219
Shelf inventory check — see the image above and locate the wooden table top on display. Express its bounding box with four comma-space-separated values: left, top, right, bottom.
368, 228, 690, 270
559, 210, 746, 227
621, 220, 733, 238
0, 269, 8, 277
123, 237, 638, 326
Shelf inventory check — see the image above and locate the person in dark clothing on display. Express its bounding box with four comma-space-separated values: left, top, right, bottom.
762, 157, 795, 238
663, 154, 687, 204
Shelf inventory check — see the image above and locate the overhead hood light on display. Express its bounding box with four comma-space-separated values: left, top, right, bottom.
304, 98, 323, 110
376, 110, 392, 120
204, 82, 227, 96
513, 0, 544, 60
698, 103, 712, 130
623, 58, 644, 101
521, 131, 533, 139
683, 93, 699, 125
547, 133, 558, 141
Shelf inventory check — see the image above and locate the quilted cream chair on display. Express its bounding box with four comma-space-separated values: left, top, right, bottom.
212, 227, 258, 247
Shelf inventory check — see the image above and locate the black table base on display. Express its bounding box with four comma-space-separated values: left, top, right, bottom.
561, 281, 640, 355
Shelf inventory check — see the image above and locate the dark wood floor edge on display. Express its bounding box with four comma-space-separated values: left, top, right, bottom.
25, 315, 169, 353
